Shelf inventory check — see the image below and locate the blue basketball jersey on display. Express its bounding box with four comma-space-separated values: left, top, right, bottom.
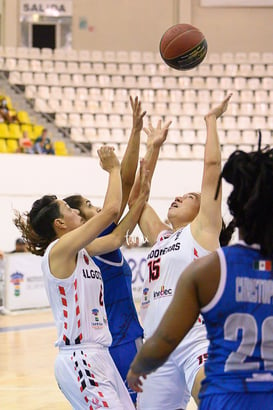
93, 223, 143, 347
200, 242, 273, 402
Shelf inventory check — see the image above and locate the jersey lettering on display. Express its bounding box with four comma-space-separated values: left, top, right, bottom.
99, 284, 103, 306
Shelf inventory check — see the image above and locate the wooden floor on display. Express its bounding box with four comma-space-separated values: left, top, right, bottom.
0, 308, 197, 410
0, 308, 70, 410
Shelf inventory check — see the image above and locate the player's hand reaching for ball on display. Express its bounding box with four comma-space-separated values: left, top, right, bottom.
97, 145, 120, 173
130, 96, 146, 132
144, 119, 172, 149
205, 93, 232, 120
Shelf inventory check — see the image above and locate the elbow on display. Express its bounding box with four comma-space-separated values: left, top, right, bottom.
204, 159, 221, 168
111, 232, 124, 249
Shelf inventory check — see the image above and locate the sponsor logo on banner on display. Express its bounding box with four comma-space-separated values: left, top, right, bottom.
10, 271, 24, 296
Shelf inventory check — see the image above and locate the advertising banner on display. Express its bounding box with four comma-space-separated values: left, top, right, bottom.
4, 253, 49, 311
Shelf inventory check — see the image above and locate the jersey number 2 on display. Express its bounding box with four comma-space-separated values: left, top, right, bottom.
224, 313, 273, 372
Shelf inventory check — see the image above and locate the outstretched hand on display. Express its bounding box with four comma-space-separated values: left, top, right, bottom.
97, 145, 120, 172
144, 119, 172, 149
205, 93, 232, 119
130, 96, 146, 132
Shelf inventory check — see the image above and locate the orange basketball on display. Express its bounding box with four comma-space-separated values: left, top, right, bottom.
159, 23, 207, 70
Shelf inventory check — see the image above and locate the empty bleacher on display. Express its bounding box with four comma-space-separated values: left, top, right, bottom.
0, 46, 272, 159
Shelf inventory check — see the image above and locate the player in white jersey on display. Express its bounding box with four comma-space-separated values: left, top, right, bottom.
14, 146, 150, 410
127, 142, 273, 410
127, 94, 232, 410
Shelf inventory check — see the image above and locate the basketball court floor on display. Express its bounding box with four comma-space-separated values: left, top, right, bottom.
0, 308, 197, 409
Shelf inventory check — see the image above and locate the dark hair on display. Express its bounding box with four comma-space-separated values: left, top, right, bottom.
216, 144, 273, 256
63, 195, 85, 217
64, 195, 83, 210
219, 218, 236, 246
14, 195, 60, 256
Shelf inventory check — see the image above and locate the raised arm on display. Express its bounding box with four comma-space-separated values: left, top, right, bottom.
116, 96, 146, 222
86, 159, 150, 256
128, 119, 171, 207
191, 94, 232, 251
128, 120, 172, 244
50, 146, 122, 277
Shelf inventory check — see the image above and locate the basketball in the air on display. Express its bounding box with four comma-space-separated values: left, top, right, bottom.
159, 23, 207, 70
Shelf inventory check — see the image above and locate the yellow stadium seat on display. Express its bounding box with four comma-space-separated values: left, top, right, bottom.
0, 138, 8, 153
17, 110, 32, 125
54, 140, 69, 156
8, 123, 22, 139
33, 124, 44, 139
6, 139, 19, 153
0, 122, 10, 139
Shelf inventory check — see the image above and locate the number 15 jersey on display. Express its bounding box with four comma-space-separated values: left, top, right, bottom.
140, 224, 210, 340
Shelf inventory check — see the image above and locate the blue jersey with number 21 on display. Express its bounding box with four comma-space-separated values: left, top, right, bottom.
200, 242, 273, 403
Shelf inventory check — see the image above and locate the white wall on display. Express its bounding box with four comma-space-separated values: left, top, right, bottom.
0, 153, 232, 252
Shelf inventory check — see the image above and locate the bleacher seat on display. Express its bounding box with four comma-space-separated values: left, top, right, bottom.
5, 58, 17, 71
17, 111, 32, 125
55, 113, 68, 128
222, 144, 237, 160
54, 140, 69, 156
55, 61, 66, 73
28, 47, 40, 59
54, 48, 67, 61
9, 71, 21, 85
40, 48, 53, 60
42, 60, 54, 73
4, 46, 16, 58
2, 46, 272, 158
17, 59, 30, 72
71, 127, 85, 142
6, 139, 18, 153
9, 123, 22, 139
78, 49, 91, 62
177, 144, 192, 159
0, 138, 7, 153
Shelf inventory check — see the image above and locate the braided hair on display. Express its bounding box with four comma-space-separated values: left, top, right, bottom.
216, 139, 273, 256
14, 195, 60, 256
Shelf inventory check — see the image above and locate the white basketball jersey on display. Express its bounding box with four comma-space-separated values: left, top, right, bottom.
42, 240, 112, 348
140, 224, 210, 339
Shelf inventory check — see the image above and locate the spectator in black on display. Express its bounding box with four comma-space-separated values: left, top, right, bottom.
33, 128, 55, 155
10, 238, 28, 253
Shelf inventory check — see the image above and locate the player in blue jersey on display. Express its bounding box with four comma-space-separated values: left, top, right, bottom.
127, 141, 273, 410
64, 96, 172, 405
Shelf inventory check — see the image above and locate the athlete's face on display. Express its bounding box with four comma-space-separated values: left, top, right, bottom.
77, 197, 101, 221
167, 192, 201, 225
57, 200, 84, 231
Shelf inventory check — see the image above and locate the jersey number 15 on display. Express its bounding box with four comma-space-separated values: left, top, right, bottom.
148, 258, 161, 282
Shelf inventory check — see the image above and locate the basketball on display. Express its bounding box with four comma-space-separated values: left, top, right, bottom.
159, 23, 208, 70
